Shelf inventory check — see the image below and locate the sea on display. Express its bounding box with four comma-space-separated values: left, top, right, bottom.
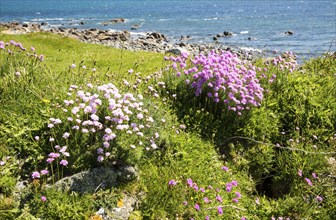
1, 0, 335, 58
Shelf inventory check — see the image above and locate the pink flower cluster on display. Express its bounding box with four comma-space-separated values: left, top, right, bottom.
166, 50, 264, 115
171, 165, 244, 218
266, 51, 297, 73
1, 40, 45, 62
40, 82, 160, 179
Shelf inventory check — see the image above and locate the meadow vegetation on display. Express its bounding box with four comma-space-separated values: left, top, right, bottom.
0, 32, 335, 219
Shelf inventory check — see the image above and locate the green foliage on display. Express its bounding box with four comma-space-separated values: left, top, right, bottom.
0, 32, 335, 219
19, 188, 95, 219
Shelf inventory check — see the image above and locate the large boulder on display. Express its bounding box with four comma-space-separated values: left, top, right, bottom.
51, 166, 138, 193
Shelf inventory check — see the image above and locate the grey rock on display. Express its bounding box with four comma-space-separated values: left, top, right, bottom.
166, 47, 189, 55
51, 166, 138, 193
285, 31, 294, 35
223, 31, 233, 37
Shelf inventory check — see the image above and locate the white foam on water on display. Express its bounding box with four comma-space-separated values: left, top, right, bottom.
240, 31, 249, 34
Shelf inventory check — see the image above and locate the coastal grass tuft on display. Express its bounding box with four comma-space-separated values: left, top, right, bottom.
1, 31, 335, 219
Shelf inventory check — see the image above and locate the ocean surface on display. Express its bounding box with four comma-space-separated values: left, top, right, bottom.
1, 0, 335, 58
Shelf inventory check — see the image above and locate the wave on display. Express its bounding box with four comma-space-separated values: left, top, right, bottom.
31, 18, 67, 22
239, 47, 263, 53
204, 17, 218, 21
240, 31, 249, 34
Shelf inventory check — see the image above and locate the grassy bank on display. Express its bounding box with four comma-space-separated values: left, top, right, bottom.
0, 32, 335, 220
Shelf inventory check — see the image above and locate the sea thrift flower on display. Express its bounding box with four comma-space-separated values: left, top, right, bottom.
97, 155, 104, 162
216, 195, 223, 203
34, 136, 40, 141
304, 178, 313, 186
15, 71, 21, 77
255, 197, 260, 205
232, 198, 239, 203
168, 180, 177, 186
97, 148, 104, 154
235, 192, 242, 198
222, 166, 229, 172
298, 169, 303, 177
62, 132, 70, 139
41, 196, 47, 202
32, 171, 40, 179
40, 170, 49, 175
312, 172, 317, 179
316, 196, 323, 202
217, 206, 223, 215
194, 203, 200, 211
60, 160, 68, 166
0, 161, 5, 166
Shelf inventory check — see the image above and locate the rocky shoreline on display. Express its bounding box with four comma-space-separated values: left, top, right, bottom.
0, 22, 264, 60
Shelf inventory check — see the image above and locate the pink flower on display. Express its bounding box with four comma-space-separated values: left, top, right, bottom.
255, 197, 260, 205
312, 172, 317, 179
216, 195, 222, 203
304, 178, 313, 187
32, 171, 40, 179
187, 178, 193, 187
235, 191, 242, 198
41, 196, 47, 202
46, 158, 54, 163
97, 155, 104, 162
194, 203, 200, 211
298, 169, 302, 177
62, 132, 70, 139
231, 180, 238, 186
40, 170, 49, 175
316, 195, 323, 202
60, 160, 68, 166
168, 180, 177, 186
217, 206, 223, 215
232, 198, 239, 203
222, 166, 229, 172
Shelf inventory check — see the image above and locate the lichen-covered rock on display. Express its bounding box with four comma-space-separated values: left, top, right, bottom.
51, 166, 138, 193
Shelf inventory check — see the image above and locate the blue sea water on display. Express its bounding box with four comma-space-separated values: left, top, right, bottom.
1, 0, 335, 58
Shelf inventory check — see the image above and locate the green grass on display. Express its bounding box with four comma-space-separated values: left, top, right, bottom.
1, 31, 335, 220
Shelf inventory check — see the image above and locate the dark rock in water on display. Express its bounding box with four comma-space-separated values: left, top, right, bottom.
111, 18, 126, 23
213, 36, 218, 41
41, 21, 48, 26
285, 31, 294, 35
180, 35, 191, 41
248, 37, 257, 41
80, 21, 84, 25
223, 31, 233, 37
131, 24, 140, 30
216, 33, 223, 38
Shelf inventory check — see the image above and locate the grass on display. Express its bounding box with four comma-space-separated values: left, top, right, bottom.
0, 31, 335, 220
